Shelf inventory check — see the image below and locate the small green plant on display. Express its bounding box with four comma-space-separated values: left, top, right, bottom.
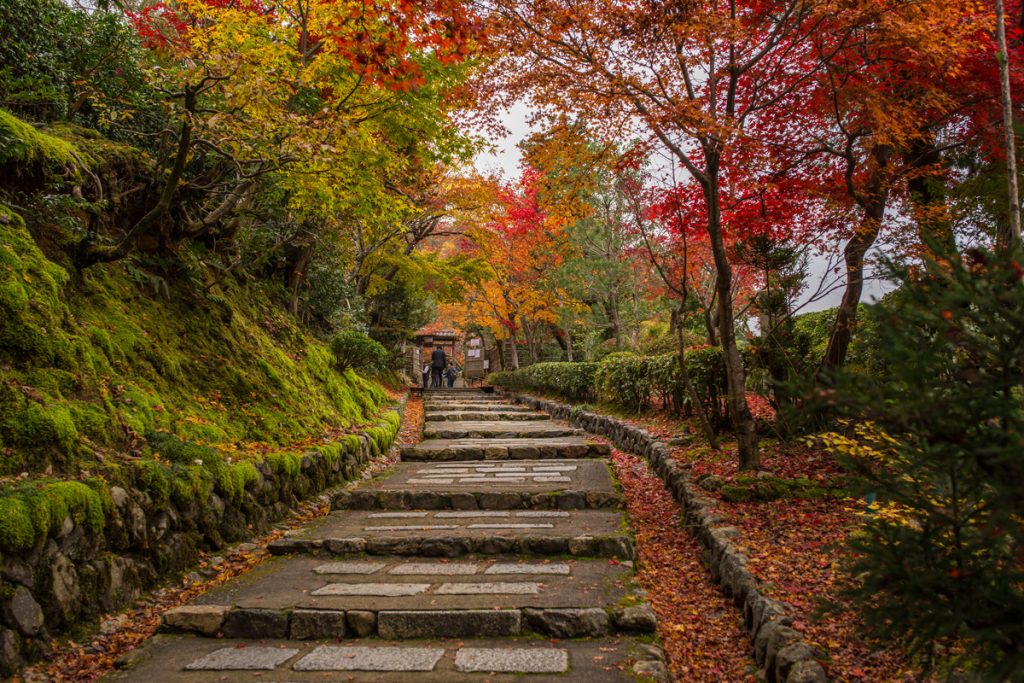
330, 330, 390, 374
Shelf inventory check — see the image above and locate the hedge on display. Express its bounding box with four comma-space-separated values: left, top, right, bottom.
488, 362, 599, 402
488, 348, 729, 417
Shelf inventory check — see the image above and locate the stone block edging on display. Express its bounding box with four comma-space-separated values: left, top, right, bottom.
501, 391, 829, 683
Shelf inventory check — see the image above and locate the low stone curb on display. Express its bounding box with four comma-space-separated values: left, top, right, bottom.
332, 488, 623, 511
161, 602, 658, 640
503, 392, 829, 683
267, 533, 635, 560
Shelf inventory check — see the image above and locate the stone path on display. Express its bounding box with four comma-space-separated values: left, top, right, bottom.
108, 388, 667, 682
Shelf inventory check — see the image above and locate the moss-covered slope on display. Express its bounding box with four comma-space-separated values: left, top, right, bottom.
0, 203, 389, 478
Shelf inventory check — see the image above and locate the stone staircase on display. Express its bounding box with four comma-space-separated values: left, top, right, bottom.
109, 388, 668, 682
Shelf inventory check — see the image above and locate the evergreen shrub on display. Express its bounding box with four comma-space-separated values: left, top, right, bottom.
330, 330, 390, 373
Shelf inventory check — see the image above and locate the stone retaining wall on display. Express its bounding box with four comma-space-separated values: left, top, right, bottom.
0, 407, 403, 677
505, 392, 829, 683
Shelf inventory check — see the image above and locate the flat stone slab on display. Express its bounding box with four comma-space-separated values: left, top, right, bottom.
311, 583, 430, 597
269, 509, 633, 558
425, 411, 548, 421
455, 647, 568, 673
389, 561, 479, 575
313, 561, 386, 575
422, 421, 583, 440
107, 635, 658, 681
293, 645, 445, 671
402, 438, 610, 462
192, 555, 635, 613
184, 646, 299, 670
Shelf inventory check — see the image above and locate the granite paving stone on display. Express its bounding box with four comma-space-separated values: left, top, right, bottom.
486, 562, 571, 575
311, 583, 430, 597
292, 645, 445, 672
313, 561, 386, 575
185, 646, 299, 671
435, 582, 542, 595
454, 647, 569, 673
389, 562, 479, 575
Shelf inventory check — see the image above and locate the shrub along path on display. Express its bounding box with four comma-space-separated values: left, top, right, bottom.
105, 389, 669, 681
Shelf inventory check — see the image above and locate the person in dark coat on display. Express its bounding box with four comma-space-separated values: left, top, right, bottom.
430, 347, 447, 388
444, 365, 457, 388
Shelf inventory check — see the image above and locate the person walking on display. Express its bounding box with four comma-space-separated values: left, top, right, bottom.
444, 365, 457, 388
421, 363, 431, 389
430, 346, 447, 389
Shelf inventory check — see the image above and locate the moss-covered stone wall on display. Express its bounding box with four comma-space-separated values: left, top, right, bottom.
0, 410, 401, 675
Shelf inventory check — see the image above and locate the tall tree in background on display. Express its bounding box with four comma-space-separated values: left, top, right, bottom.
802, 0, 995, 370
478, 0, 841, 469
997, 0, 1022, 246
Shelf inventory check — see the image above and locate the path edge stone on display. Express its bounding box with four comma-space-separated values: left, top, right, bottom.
501, 391, 829, 683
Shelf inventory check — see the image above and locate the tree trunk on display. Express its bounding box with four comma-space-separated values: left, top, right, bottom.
674, 306, 719, 449
496, 339, 507, 372
524, 320, 539, 363
75, 86, 197, 268
507, 331, 521, 370
287, 243, 313, 317
997, 0, 1022, 246
704, 156, 759, 470
822, 145, 892, 370
703, 298, 719, 346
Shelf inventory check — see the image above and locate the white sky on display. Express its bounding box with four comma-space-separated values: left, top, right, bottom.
470, 102, 538, 179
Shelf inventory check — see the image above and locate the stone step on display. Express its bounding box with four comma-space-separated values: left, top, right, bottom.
401, 438, 610, 462
425, 411, 550, 422
162, 556, 655, 640
422, 421, 582, 440
423, 403, 533, 412
334, 460, 620, 510
267, 509, 633, 559
110, 635, 668, 681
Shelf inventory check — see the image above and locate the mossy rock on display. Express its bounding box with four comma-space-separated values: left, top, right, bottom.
0, 109, 80, 170
0, 497, 37, 552
718, 474, 829, 503
0, 478, 110, 553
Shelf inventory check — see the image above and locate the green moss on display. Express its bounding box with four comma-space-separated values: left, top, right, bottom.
1, 196, 391, 482
0, 497, 36, 552
319, 443, 344, 468
0, 478, 110, 553
0, 109, 80, 168
38, 481, 106, 534
136, 459, 171, 506
266, 452, 301, 478
2, 402, 77, 452
717, 474, 831, 503
0, 204, 73, 368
